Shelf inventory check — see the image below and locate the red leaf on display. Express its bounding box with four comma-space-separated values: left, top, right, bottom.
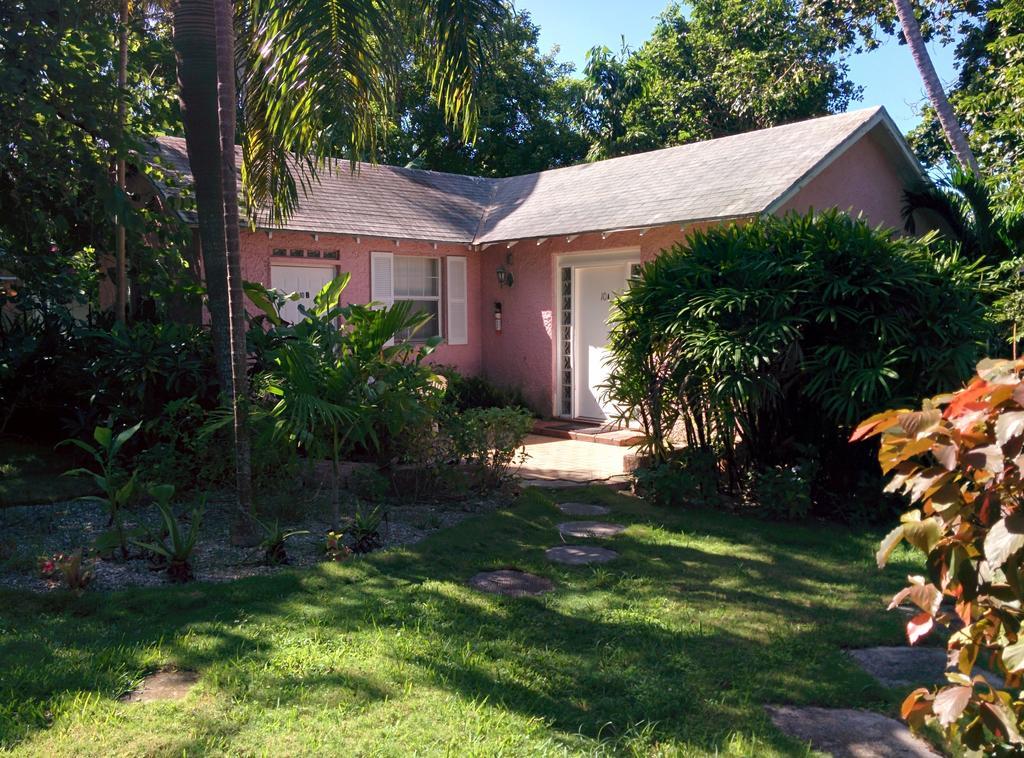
946, 381, 991, 419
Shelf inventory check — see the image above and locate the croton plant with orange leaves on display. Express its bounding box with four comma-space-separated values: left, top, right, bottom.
853, 358, 1024, 752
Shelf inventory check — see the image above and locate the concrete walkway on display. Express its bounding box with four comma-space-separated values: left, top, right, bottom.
516, 434, 636, 487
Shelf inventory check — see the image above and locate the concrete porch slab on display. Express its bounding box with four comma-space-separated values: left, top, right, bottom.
517, 434, 636, 486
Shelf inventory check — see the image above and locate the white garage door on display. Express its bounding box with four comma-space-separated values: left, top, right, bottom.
270, 265, 335, 324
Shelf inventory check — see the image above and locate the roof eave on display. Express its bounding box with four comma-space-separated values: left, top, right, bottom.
762, 107, 927, 217
471, 213, 762, 247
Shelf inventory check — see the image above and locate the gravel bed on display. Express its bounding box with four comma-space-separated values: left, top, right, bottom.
0, 491, 513, 593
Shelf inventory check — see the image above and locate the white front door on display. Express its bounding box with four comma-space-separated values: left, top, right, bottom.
574, 263, 628, 422
270, 265, 335, 324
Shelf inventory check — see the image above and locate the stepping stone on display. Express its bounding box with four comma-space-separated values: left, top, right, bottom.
557, 521, 626, 539
557, 502, 611, 516
766, 705, 940, 757
468, 569, 554, 597
545, 545, 618, 565
848, 646, 1004, 689
121, 670, 199, 702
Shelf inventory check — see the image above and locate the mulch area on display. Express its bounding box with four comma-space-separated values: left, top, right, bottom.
0, 490, 513, 593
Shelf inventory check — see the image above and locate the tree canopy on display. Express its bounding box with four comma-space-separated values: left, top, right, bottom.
909, 0, 1023, 191
574, 0, 861, 160
376, 10, 588, 176
0, 0, 183, 306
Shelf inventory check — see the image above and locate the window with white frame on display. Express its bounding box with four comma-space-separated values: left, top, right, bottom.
394, 256, 441, 341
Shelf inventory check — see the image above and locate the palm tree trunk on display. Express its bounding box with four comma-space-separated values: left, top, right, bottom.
172, 0, 232, 394
214, 0, 256, 544
892, 0, 981, 175
114, 0, 129, 323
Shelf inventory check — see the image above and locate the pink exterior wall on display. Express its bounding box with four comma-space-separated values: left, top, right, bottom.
477, 223, 712, 414
476, 136, 912, 416
239, 229, 483, 375
778, 132, 909, 230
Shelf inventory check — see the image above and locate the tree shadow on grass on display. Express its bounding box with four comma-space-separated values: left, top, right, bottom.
0, 487, 905, 754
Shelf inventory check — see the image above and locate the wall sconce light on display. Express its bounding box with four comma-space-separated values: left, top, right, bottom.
496, 252, 514, 288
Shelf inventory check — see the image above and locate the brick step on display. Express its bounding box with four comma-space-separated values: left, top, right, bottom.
531, 420, 644, 447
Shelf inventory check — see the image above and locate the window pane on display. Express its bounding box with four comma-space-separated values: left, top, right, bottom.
394, 256, 439, 298
396, 299, 440, 341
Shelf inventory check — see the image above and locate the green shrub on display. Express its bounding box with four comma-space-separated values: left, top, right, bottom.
131, 485, 204, 583
449, 406, 533, 490
347, 465, 391, 502
344, 505, 384, 554
0, 307, 218, 442
747, 452, 818, 522
247, 276, 444, 524
136, 399, 297, 495
607, 210, 993, 519
60, 422, 142, 560
436, 366, 530, 412
634, 448, 721, 508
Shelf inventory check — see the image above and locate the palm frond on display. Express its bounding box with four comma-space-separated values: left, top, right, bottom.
236, 0, 507, 226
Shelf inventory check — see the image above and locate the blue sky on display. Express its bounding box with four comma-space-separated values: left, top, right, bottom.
516, 0, 959, 134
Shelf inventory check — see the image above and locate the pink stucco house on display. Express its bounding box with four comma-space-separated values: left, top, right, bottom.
153, 106, 926, 422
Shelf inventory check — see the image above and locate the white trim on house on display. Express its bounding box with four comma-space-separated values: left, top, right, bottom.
370, 252, 395, 308
553, 247, 640, 421
446, 256, 468, 346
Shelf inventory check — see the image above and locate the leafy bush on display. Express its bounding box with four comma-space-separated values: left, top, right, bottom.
249, 514, 308, 566
344, 505, 384, 554
607, 210, 992, 519
61, 422, 142, 559
853, 358, 1024, 752
747, 451, 818, 522
436, 366, 530, 412
76, 321, 218, 433
0, 308, 218, 441
247, 276, 444, 524
449, 406, 533, 490
633, 448, 721, 508
132, 485, 204, 583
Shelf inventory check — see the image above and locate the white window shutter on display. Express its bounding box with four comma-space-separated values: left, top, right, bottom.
446, 256, 468, 345
370, 252, 394, 307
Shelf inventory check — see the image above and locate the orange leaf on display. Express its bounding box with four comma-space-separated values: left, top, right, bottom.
851, 410, 907, 442
901, 688, 933, 728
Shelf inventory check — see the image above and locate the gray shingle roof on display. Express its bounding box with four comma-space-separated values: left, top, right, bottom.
153, 137, 493, 243
152, 106, 918, 245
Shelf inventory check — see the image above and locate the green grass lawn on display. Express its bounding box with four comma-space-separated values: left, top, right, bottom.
0, 438, 97, 507
0, 486, 920, 756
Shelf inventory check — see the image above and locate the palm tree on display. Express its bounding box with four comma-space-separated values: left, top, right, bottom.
892, 0, 981, 175
114, 0, 129, 323
170, 0, 505, 541
903, 168, 1024, 263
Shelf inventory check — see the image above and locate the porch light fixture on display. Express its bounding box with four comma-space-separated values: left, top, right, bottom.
496, 252, 514, 288
496, 265, 514, 288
